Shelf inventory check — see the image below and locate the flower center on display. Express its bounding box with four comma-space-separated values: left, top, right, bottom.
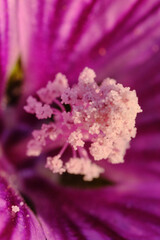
24, 67, 142, 181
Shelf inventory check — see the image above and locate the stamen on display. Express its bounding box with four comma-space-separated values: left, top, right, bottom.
65, 158, 104, 181
24, 67, 142, 181
37, 73, 68, 104
45, 155, 65, 174
24, 96, 52, 119
68, 129, 84, 150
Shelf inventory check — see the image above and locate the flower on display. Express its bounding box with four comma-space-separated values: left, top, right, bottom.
0, 1, 160, 240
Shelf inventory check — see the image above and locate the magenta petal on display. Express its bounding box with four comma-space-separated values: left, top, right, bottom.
19, 0, 142, 94
23, 175, 160, 240
19, 0, 160, 92
0, 0, 19, 101
0, 173, 45, 240
88, 0, 160, 83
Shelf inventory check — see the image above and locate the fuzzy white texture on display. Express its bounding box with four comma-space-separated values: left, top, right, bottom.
24, 67, 142, 181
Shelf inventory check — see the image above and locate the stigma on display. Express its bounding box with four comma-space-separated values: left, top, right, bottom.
24, 67, 142, 181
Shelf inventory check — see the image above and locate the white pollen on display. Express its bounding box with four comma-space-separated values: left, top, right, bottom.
12, 205, 20, 213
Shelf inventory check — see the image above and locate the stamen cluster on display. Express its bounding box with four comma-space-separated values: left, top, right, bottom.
24, 68, 142, 181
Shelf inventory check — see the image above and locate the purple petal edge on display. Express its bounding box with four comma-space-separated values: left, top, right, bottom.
0, 170, 45, 240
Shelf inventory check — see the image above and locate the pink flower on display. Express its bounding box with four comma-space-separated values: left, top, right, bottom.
0, 1, 160, 239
